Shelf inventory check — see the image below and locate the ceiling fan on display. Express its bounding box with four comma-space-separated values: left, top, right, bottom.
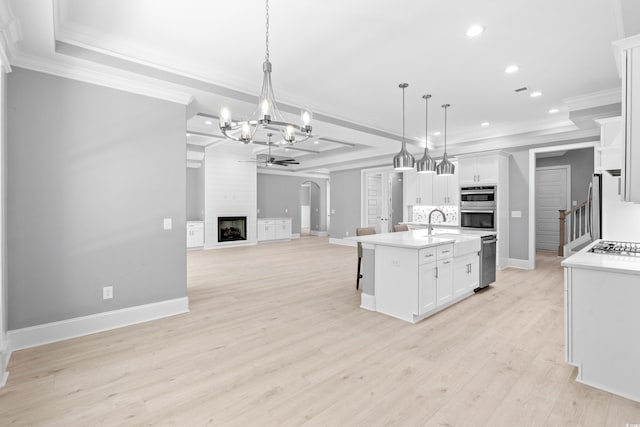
242, 133, 300, 167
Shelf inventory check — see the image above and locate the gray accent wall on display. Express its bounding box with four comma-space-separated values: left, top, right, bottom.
536, 148, 594, 205
329, 169, 361, 238
186, 166, 204, 220
508, 150, 530, 260
7, 68, 187, 330
256, 174, 327, 234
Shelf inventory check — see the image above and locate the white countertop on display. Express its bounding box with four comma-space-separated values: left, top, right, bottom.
348, 229, 481, 249
257, 217, 291, 221
561, 240, 640, 274
402, 222, 459, 228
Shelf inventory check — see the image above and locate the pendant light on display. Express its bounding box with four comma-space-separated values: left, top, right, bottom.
416, 94, 436, 173
393, 83, 415, 170
436, 103, 455, 175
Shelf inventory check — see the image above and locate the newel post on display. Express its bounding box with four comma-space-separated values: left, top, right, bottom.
558, 209, 567, 257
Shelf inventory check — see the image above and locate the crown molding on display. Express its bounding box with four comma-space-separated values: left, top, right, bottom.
563, 88, 622, 112
11, 52, 194, 105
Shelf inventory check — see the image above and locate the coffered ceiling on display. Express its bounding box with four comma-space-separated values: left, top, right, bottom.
6, 0, 639, 173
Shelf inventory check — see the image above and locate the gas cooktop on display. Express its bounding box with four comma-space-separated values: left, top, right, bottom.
590, 240, 640, 257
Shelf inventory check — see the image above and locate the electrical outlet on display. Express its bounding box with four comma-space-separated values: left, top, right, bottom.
285, 208, 288, 213
163, 218, 172, 230
103, 286, 113, 300
345, 231, 349, 236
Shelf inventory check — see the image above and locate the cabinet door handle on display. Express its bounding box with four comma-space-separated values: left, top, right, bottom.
442, 250, 450, 254
435, 267, 438, 279
424, 253, 434, 258
443, 260, 451, 265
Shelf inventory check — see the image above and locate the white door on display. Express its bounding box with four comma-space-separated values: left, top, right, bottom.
364, 171, 393, 233
536, 167, 569, 251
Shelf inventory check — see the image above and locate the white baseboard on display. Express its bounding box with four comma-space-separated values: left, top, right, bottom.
360, 293, 376, 311
310, 230, 328, 237
7, 297, 189, 352
204, 241, 257, 250
329, 238, 357, 247
507, 258, 533, 270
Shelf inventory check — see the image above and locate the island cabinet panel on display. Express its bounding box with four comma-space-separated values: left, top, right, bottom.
418, 262, 437, 315
374, 246, 419, 323
453, 254, 480, 297
436, 258, 454, 306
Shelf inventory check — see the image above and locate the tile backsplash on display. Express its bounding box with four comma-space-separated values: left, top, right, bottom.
409, 205, 459, 225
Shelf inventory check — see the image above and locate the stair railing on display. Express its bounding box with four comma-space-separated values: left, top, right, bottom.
558, 197, 591, 256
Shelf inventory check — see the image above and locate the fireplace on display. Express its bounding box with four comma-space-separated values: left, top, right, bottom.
218, 216, 247, 242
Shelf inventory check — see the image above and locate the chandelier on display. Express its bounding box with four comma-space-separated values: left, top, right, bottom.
218, 0, 312, 145
416, 94, 436, 173
436, 104, 455, 175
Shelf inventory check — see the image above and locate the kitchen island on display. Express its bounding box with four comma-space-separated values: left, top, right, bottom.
351, 229, 484, 323
562, 240, 640, 403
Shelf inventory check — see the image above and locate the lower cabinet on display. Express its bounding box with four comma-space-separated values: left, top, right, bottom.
418, 262, 437, 315
187, 221, 204, 248
453, 254, 480, 297
257, 218, 292, 242
436, 258, 454, 306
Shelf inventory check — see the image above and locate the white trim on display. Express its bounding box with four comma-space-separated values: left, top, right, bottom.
506, 258, 532, 270
203, 241, 257, 250
257, 168, 330, 179
528, 141, 597, 270
360, 293, 376, 311
329, 237, 357, 247
0, 340, 9, 387
11, 53, 194, 105
309, 230, 328, 237
7, 297, 189, 352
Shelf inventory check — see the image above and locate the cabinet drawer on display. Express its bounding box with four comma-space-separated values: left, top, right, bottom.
437, 244, 454, 259
418, 247, 437, 265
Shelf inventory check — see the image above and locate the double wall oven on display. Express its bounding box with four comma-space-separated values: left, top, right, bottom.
460, 186, 496, 231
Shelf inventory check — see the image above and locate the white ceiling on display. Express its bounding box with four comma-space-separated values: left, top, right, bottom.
6, 0, 638, 173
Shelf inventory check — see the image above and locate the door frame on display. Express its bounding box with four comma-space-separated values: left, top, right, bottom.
528, 141, 596, 269
534, 165, 571, 251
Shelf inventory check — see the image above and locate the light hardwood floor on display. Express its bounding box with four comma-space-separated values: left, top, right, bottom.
1, 236, 639, 426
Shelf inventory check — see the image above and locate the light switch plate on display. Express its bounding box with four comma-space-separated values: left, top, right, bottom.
163, 218, 172, 230
511, 211, 522, 218
103, 286, 113, 300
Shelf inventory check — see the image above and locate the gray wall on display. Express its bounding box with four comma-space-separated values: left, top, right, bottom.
329, 169, 361, 238
256, 173, 327, 234
186, 166, 204, 220
7, 68, 187, 329
391, 172, 403, 228
508, 150, 530, 260
536, 148, 594, 204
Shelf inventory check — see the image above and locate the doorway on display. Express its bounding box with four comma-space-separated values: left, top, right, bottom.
535, 166, 570, 251
361, 168, 403, 233
300, 182, 311, 235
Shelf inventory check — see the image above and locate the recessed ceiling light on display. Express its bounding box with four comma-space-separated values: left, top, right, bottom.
466, 25, 484, 37
548, 108, 560, 114
205, 120, 212, 125
313, 140, 319, 144
186, 133, 191, 137
505, 65, 519, 74
433, 131, 441, 136
481, 122, 490, 127
530, 91, 543, 98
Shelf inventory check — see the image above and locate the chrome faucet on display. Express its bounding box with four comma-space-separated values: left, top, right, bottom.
428, 209, 446, 235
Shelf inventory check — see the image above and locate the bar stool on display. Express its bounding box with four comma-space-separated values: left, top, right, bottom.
393, 224, 409, 232
356, 227, 376, 290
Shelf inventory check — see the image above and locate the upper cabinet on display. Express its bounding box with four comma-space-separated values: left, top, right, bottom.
594, 117, 623, 173
614, 34, 640, 203
458, 154, 501, 185
404, 165, 458, 206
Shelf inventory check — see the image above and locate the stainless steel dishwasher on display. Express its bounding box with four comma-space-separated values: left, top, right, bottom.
475, 235, 497, 292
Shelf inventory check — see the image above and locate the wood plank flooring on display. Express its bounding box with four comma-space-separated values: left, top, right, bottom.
1, 236, 639, 426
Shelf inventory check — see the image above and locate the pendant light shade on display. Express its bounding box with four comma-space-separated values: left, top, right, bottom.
436, 103, 455, 175
416, 94, 436, 173
393, 83, 415, 170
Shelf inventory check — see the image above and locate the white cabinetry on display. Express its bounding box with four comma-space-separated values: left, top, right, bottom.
418, 247, 437, 315
404, 169, 458, 206
453, 254, 479, 297
257, 218, 292, 242
614, 34, 640, 202
458, 155, 499, 184
594, 117, 623, 173
187, 221, 204, 248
